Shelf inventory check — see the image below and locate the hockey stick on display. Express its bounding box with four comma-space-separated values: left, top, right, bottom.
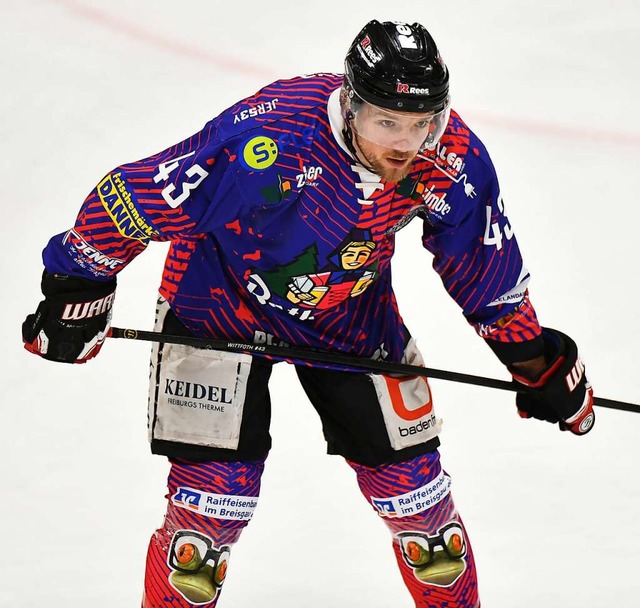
108, 326, 639, 414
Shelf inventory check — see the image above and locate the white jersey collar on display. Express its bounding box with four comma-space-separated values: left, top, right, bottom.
327, 88, 354, 158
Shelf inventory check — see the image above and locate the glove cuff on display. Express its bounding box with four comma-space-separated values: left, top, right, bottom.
508, 329, 566, 388
511, 327, 587, 421
41, 271, 117, 300
485, 335, 544, 366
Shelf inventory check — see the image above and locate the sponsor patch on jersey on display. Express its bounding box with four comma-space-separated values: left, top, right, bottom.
233, 99, 278, 124
422, 185, 451, 218
370, 339, 442, 450
419, 144, 477, 198
240, 135, 279, 171
487, 267, 530, 307
277, 126, 314, 149
98, 172, 156, 242
370, 470, 451, 518
172, 486, 258, 521
63, 229, 125, 277
295, 165, 323, 188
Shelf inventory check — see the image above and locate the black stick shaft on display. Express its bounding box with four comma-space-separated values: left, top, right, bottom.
108, 326, 639, 414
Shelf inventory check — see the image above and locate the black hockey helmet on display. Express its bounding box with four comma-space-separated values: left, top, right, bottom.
344, 20, 450, 113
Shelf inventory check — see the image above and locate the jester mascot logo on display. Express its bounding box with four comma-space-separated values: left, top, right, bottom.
167, 530, 230, 605
259, 228, 378, 311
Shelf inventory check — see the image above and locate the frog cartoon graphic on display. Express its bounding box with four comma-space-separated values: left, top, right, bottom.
167, 530, 230, 605
397, 523, 467, 587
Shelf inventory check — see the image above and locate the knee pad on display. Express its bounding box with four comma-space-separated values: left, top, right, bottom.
349, 452, 480, 607
143, 458, 264, 607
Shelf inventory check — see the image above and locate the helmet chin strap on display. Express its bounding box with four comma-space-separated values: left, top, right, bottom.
342, 117, 377, 174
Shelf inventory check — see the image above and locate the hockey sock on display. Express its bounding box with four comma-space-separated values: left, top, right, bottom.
348, 452, 480, 608
142, 458, 264, 608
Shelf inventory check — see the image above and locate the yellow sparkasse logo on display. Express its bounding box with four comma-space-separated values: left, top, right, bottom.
242, 135, 278, 170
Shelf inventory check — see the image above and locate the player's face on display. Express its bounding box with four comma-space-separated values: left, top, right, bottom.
351, 105, 434, 183
353, 134, 417, 183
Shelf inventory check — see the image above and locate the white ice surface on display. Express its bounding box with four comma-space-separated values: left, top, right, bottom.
1, 1, 639, 606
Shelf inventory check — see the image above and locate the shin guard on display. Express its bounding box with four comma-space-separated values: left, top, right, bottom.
349, 452, 480, 607
142, 458, 264, 607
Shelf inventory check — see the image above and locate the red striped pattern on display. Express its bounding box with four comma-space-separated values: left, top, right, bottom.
349, 452, 480, 607
142, 459, 264, 607
475, 292, 542, 342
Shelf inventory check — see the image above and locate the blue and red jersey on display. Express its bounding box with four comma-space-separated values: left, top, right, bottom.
42, 73, 541, 363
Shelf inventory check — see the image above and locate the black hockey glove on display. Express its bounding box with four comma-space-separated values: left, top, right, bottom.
22, 271, 116, 364
509, 328, 595, 436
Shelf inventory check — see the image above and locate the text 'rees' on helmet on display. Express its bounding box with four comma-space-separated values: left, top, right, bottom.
343, 20, 451, 151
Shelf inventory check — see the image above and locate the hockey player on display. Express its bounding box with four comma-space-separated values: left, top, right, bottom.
22, 20, 595, 607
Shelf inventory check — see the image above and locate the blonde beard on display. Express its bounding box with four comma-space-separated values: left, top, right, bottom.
353, 132, 416, 184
